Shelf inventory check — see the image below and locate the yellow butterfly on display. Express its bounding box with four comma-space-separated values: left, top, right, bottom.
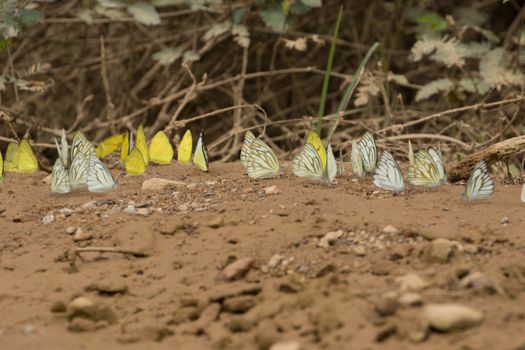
96, 133, 125, 159
4, 142, 19, 172
120, 131, 132, 162
193, 131, 209, 172
291, 131, 336, 183
125, 146, 146, 175
11, 138, 39, 174
407, 149, 442, 187
135, 124, 149, 166
149, 131, 174, 165
177, 129, 193, 164
240, 131, 280, 179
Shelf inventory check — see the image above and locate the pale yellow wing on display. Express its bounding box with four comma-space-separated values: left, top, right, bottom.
96, 133, 125, 159
17, 138, 38, 174
125, 147, 146, 175
135, 124, 149, 166
149, 131, 174, 165
306, 131, 327, 172
177, 129, 193, 164
192, 131, 209, 172
4, 142, 19, 172
120, 131, 130, 162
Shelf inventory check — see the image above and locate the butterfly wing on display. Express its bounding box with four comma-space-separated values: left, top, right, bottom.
464, 160, 494, 201
242, 135, 280, 179
51, 158, 72, 194
87, 155, 117, 192
325, 143, 337, 183
125, 147, 146, 175
428, 148, 447, 184
178, 129, 193, 164
69, 152, 90, 189
351, 140, 365, 177
71, 131, 96, 160
240, 131, 256, 166
292, 143, 324, 181
306, 131, 327, 173
193, 131, 209, 172
521, 183, 525, 203
4, 142, 18, 172
359, 132, 377, 173
120, 131, 130, 162
407, 150, 441, 187
149, 131, 174, 165
96, 133, 124, 159
136, 124, 149, 166
373, 151, 405, 192
17, 138, 38, 174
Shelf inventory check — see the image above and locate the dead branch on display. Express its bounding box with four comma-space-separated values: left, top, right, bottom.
447, 136, 525, 182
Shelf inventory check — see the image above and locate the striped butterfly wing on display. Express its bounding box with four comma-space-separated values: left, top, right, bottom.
351, 140, 365, 177
292, 143, 324, 181
54, 129, 69, 168
358, 132, 377, 173
51, 158, 72, 194
373, 151, 405, 192
240, 131, 256, 167
69, 152, 90, 189
521, 183, 525, 203
464, 160, 494, 201
192, 131, 209, 172
87, 155, 117, 192
428, 148, 447, 184
408, 150, 441, 187
71, 131, 96, 160
325, 143, 337, 183
244, 137, 280, 179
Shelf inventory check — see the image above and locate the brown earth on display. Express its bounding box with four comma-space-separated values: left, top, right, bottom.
1, 161, 524, 350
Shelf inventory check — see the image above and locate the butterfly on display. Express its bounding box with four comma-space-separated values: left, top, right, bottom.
4, 142, 19, 172
373, 151, 405, 192
149, 131, 174, 165
240, 131, 280, 179
178, 129, 193, 164
71, 131, 96, 160
351, 140, 365, 177
351, 132, 377, 176
521, 182, 525, 203
125, 146, 146, 175
407, 149, 445, 187
16, 138, 39, 174
291, 131, 336, 183
87, 154, 118, 192
135, 124, 149, 166
69, 151, 90, 189
463, 160, 494, 201
120, 131, 134, 162
193, 131, 209, 172
96, 133, 125, 159
428, 148, 447, 183
51, 158, 72, 194
54, 129, 69, 167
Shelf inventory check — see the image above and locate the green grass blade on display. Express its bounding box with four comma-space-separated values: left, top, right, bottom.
316, 5, 344, 136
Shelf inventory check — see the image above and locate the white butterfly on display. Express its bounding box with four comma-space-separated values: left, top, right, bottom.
351, 139, 365, 177
71, 131, 96, 161
359, 132, 377, 173
428, 148, 447, 184
521, 182, 525, 203
69, 151, 90, 189
408, 149, 442, 188
291, 140, 336, 183
240, 131, 281, 179
87, 155, 118, 192
373, 151, 405, 192
54, 129, 69, 168
463, 160, 494, 201
51, 158, 72, 194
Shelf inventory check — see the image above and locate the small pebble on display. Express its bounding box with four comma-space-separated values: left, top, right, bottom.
123, 205, 137, 215
264, 186, 281, 195
59, 208, 75, 217
500, 217, 510, 225
382, 225, 399, 235
422, 303, 483, 331
352, 245, 367, 256
65, 226, 77, 235
318, 230, 343, 248
42, 214, 54, 225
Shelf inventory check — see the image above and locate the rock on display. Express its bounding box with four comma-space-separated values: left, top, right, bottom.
172, 306, 200, 325
267, 254, 284, 270
65, 226, 77, 235
422, 303, 483, 331
42, 213, 54, 225
278, 275, 304, 293
66, 297, 117, 324
228, 316, 256, 332
209, 283, 262, 302
59, 208, 75, 217
264, 186, 281, 195
373, 295, 398, 316
207, 216, 225, 229
51, 300, 67, 313
396, 273, 429, 292
68, 318, 96, 332
500, 217, 510, 225
142, 178, 186, 191
270, 341, 301, 350
382, 225, 399, 235
352, 245, 367, 256
72, 228, 93, 242
375, 324, 397, 342
223, 296, 257, 313
123, 205, 137, 215
423, 238, 456, 263
460, 271, 505, 295
220, 257, 256, 281
136, 208, 149, 217
318, 230, 344, 248
90, 279, 128, 295
81, 201, 97, 210
398, 292, 423, 307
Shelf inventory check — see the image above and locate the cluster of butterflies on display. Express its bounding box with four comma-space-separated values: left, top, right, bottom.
240, 130, 525, 202
0, 127, 523, 202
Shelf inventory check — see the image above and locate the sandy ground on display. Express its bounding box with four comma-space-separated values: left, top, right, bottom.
1, 161, 524, 350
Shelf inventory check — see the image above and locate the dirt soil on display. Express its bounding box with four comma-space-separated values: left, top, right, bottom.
1, 161, 524, 350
